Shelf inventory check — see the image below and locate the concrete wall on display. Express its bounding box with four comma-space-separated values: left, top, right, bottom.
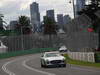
68, 51, 95, 62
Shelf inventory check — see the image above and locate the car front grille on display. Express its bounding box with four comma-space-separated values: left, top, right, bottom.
50, 60, 62, 64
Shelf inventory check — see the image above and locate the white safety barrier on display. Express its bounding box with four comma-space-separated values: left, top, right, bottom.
0, 41, 8, 53
68, 51, 95, 63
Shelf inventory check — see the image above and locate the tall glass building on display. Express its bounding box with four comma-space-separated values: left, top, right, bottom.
46, 10, 55, 21
57, 14, 64, 29
30, 2, 40, 32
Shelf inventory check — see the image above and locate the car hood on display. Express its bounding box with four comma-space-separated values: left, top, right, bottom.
44, 56, 65, 61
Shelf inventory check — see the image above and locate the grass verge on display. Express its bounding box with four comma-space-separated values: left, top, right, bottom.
64, 54, 100, 68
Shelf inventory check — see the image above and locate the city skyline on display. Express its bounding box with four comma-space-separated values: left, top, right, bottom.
46, 9, 55, 21
57, 14, 64, 29
30, 2, 40, 32
0, 0, 73, 24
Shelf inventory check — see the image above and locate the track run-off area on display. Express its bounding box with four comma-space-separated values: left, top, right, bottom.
0, 54, 100, 75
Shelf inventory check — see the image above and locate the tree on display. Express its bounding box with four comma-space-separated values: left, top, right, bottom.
43, 16, 57, 47
43, 16, 57, 35
16, 16, 32, 34
78, 0, 100, 51
0, 14, 6, 30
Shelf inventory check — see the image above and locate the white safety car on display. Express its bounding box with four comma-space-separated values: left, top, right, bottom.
40, 51, 66, 68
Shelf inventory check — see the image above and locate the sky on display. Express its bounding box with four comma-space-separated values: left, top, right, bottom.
0, 0, 73, 24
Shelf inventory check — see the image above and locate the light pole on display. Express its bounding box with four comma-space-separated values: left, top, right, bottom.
69, 0, 76, 18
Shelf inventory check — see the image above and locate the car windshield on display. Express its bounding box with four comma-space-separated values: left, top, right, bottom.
45, 53, 60, 57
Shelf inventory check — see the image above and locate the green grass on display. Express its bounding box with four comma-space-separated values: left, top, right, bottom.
64, 54, 100, 68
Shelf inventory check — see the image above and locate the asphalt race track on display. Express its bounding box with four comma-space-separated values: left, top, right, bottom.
0, 54, 100, 75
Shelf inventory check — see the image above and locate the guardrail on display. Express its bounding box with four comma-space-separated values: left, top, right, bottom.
67, 51, 95, 63
67, 51, 100, 63
0, 48, 57, 59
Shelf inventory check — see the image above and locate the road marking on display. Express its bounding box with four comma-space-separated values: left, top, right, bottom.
22, 59, 56, 75
2, 60, 16, 75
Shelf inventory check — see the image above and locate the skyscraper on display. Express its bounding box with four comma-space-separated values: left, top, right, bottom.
57, 14, 64, 29
30, 2, 40, 32
76, 0, 86, 17
46, 10, 55, 21
63, 15, 71, 25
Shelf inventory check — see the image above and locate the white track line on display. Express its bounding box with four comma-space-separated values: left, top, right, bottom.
22, 59, 56, 75
1, 55, 35, 75
2, 60, 16, 75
